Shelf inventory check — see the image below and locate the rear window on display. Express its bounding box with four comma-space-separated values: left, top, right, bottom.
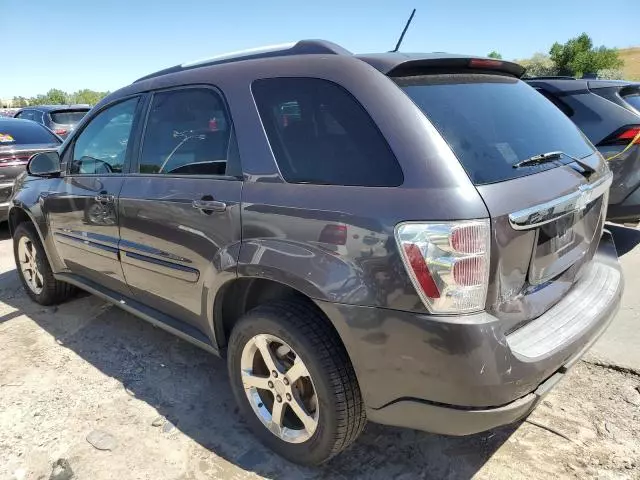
252, 78, 403, 186
0, 121, 60, 145
395, 74, 594, 185
623, 92, 640, 112
50, 110, 89, 125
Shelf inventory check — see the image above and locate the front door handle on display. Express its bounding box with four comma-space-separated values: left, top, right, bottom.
192, 199, 227, 213
94, 193, 115, 203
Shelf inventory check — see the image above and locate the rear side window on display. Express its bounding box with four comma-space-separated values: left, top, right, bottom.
50, 110, 89, 125
395, 74, 594, 185
252, 78, 403, 186
0, 121, 60, 145
623, 92, 640, 112
535, 89, 574, 117
139, 88, 237, 176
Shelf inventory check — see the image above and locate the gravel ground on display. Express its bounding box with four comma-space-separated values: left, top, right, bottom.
0, 226, 639, 480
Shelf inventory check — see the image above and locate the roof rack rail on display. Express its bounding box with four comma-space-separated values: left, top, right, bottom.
135, 40, 351, 83
525, 76, 576, 80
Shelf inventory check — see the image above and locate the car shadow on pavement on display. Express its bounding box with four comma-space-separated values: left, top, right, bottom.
0, 264, 519, 479
607, 223, 640, 257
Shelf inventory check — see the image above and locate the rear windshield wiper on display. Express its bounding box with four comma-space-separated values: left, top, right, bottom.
512, 151, 563, 168
512, 150, 596, 173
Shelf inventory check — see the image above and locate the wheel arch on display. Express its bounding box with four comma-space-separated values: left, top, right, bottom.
212, 275, 356, 362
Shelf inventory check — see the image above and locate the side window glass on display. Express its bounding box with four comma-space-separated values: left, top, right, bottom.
139, 88, 234, 176
536, 89, 574, 117
70, 98, 138, 175
18, 110, 33, 120
252, 78, 403, 186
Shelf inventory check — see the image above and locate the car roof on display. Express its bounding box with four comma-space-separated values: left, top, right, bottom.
525, 77, 640, 91
134, 39, 525, 83
17, 105, 91, 112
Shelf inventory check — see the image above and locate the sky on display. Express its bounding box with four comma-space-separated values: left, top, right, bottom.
2, 0, 639, 98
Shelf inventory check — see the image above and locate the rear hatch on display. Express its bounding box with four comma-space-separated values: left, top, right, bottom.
394, 71, 610, 331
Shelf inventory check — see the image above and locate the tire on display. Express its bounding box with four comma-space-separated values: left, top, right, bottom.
227, 299, 366, 465
13, 222, 75, 305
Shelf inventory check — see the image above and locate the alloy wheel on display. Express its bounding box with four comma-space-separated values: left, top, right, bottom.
17, 236, 44, 294
240, 333, 319, 443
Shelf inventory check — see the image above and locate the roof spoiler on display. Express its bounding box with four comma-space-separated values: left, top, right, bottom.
357, 53, 526, 78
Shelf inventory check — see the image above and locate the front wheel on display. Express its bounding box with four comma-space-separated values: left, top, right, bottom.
227, 300, 366, 465
13, 222, 75, 305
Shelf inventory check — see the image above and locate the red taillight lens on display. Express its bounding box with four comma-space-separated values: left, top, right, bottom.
319, 224, 348, 245
600, 126, 640, 146
396, 220, 490, 314
402, 244, 440, 298
469, 58, 504, 69
54, 128, 68, 136
617, 127, 640, 144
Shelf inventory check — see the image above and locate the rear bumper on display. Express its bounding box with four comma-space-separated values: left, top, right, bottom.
316, 231, 623, 435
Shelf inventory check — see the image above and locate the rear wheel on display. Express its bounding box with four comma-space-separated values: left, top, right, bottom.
227, 300, 366, 465
13, 222, 75, 305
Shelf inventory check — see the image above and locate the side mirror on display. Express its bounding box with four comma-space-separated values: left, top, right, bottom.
27, 151, 61, 177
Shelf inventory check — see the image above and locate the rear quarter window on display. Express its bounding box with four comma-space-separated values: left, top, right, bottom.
395, 74, 594, 185
623, 92, 640, 112
252, 77, 403, 186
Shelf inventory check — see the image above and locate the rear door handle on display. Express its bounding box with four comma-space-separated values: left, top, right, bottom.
94, 194, 115, 203
192, 199, 227, 212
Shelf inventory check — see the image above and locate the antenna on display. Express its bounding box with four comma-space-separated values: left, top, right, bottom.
392, 9, 416, 53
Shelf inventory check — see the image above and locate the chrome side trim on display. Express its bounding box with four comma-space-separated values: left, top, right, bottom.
508, 172, 613, 230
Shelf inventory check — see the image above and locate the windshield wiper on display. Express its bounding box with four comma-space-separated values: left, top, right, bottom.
512, 151, 564, 168
513, 150, 597, 174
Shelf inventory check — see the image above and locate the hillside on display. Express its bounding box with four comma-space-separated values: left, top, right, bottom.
619, 47, 640, 80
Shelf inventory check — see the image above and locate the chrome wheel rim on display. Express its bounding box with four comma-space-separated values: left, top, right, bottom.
17, 236, 44, 294
240, 333, 319, 443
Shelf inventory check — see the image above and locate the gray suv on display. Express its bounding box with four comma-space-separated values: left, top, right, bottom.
8, 40, 623, 465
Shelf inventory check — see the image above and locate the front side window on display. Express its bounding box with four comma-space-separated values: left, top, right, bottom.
252, 78, 403, 186
70, 97, 138, 175
139, 88, 234, 176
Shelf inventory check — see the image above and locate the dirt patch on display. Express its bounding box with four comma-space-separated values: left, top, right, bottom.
0, 275, 639, 479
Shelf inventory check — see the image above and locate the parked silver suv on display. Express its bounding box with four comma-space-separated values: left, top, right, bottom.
9, 40, 623, 465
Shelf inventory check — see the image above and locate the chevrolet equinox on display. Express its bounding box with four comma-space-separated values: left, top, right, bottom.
9, 40, 623, 465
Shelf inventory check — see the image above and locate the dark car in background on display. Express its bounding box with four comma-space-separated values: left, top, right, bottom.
8, 41, 623, 465
0, 117, 61, 221
14, 105, 91, 139
526, 78, 640, 222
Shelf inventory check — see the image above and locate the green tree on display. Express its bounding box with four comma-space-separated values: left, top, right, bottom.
68, 89, 109, 105
519, 53, 558, 77
12, 96, 29, 107
487, 51, 502, 59
44, 88, 68, 104
549, 33, 623, 77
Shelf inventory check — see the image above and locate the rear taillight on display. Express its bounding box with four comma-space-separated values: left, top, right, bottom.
395, 220, 490, 314
600, 126, 640, 146
54, 128, 68, 136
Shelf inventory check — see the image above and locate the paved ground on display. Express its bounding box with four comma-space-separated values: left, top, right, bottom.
0, 223, 639, 480
586, 224, 640, 372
